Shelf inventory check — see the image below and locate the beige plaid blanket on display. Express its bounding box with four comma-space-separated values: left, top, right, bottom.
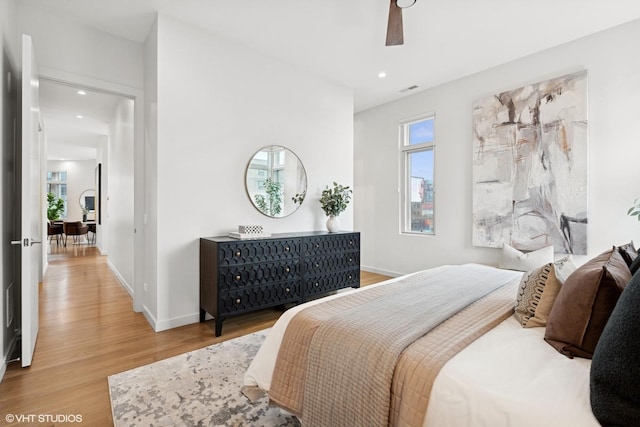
269, 265, 519, 426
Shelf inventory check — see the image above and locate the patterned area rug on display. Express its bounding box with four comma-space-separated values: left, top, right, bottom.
108, 329, 299, 426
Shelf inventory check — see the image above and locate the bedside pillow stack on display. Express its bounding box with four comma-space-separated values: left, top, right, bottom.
544, 247, 631, 359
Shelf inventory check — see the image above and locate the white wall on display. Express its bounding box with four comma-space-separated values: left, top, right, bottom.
106, 98, 135, 294
47, 159, 97, 222
143, 18, 158, 324
355, 19, 640, 276
148, 14, 354, 331
0, 0, 18, 382
17, 3, 143, 90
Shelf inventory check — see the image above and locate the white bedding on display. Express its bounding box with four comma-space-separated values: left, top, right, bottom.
243, 264, 599, 427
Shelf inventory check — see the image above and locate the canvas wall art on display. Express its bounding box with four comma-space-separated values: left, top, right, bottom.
472, 71, 588, 255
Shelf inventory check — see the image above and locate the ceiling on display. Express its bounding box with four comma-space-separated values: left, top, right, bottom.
27, 0, 640, 159
39, 80, 123, 160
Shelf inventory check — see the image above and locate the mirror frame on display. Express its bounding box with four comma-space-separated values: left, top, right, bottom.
245, 145, 307, 218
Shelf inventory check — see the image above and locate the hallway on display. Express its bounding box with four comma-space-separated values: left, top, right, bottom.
0, 245, 280, 425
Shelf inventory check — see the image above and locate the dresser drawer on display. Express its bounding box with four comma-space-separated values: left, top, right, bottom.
218, 238, 300, 266
304, 269, 360, 296
304, 252, 360, 274
302, 233, 359, 256
218, 260, 300, 290
219, 282, 300, 315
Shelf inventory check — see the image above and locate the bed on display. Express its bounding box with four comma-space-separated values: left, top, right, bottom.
242, 263, 601, 427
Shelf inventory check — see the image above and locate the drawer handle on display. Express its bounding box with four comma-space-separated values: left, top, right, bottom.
235, 298, 241, 304
235, 275, 241, 281
315, 282, 319, 287
285, 287, 290, 293
315, 243, 320, 248
235, 251, 241, 257
348, 257, 353, 262
349, 240, 353, 245
285, 267, 290, 273
284, 246, 290, 252
315, 263, 319, 268
348, 275, 353, 280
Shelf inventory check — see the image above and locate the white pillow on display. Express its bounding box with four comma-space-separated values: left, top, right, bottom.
554, 255, 577, 284
499, 243, 554, 271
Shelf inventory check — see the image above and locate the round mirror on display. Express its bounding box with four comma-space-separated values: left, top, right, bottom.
79, 188, 96, 212
245, 146, 307, 218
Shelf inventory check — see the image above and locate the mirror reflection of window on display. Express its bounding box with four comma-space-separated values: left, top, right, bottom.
246, 146, 307, 218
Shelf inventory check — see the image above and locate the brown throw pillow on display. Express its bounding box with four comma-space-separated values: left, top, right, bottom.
544, 247, 631, 359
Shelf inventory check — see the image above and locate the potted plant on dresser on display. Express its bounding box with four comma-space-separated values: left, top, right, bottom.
320, 181, 352, 232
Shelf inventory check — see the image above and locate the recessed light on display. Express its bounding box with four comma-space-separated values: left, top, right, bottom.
77, 90, 86, 95
76, 115, 83, 119
378, 71, 387, 79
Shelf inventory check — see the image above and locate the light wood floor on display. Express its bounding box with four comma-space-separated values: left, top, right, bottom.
0, 243, 390, 425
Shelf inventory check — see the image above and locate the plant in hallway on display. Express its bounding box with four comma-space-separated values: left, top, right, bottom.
47, 192, 65, 221
320, 182, 352, 232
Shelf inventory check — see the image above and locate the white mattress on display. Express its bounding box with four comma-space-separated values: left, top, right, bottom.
243, 265, 599, 426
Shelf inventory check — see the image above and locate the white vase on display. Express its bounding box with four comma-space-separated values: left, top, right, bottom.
326, 216, 340, 232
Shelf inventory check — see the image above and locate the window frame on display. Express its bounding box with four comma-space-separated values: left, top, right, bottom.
399, 114, 436, 236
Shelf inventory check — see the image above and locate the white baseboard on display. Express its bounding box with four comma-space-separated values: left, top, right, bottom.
154, 312, 200, 332
107, 260, 133, 296
361, 265, 403, 278
137, 303, 199, 333
141, 303, 157, 331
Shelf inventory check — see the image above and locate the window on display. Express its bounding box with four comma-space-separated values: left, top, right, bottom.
47, 170, 68, 219
400, 116, 435, 234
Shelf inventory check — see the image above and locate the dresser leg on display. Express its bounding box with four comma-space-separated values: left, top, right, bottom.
199, 308, 206, 322
215, 318, 223, 337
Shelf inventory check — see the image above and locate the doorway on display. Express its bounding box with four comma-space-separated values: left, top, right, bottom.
39, 79, 137, 297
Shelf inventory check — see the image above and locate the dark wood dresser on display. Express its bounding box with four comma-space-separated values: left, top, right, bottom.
200, 231, 360, 336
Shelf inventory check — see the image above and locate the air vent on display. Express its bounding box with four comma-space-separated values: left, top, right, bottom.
400, 85, 419, 93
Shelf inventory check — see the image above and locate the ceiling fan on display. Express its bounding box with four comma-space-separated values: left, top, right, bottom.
386, 0, 417, 46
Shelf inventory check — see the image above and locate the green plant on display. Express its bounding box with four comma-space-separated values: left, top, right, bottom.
254, 178, 283, 216
320, 181, 352, 217
628, 198, 640, 222
47, 192, 65, 221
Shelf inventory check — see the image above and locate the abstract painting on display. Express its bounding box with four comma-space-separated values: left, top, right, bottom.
472, 71, 588, 255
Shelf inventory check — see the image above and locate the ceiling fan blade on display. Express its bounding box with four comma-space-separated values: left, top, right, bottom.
386, 0, 404, 46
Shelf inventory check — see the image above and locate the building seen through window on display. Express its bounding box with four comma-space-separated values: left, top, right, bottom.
401, 116, 435, 234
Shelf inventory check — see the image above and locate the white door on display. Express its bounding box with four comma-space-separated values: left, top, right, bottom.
19, 34, 42, 367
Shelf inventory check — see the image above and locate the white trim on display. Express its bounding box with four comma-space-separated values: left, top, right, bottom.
107, 259, 133, 296
141, 304, 157, 331
154, 312, 200, 332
